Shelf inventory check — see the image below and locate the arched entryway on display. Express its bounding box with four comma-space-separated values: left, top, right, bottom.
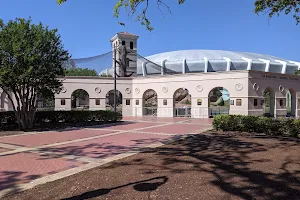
142, 89, 157, 116
208, 87, 230, 117
37, 90, 55, 111
173, 88, 191, 117
71, 89, 90, 110
106, 90, 123, 112
263, 87, 275, 117
0, 92, 7, 111
286, 89, 296, 117
0, 92, 12, 111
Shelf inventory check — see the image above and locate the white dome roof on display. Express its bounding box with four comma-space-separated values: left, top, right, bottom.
145, 49, 291, 63
98, 49, 299, 76
136, 49, 299, 75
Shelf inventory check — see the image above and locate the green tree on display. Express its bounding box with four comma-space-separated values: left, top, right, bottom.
254, 0, 300, 24
65, 67, 98, 76
295, 69, 300, 75
0, 18, 69, 130
100, 74, 112, 77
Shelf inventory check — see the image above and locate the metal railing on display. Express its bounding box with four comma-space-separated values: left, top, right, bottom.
143, 107, 157, 116
208, 106, 230, 117
125, 106, 230, 118
106, 106, 123, 114
173, 107, 192, 117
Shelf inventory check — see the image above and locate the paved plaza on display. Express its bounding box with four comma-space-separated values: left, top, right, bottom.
0, 117, 212, 197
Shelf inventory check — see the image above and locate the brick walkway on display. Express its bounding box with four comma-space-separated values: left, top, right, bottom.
0, 117, 212, 197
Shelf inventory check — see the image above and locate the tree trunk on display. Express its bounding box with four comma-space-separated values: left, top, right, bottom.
14, 109, 36, 131
2, 88, 37, 131
14, 110, 22, 130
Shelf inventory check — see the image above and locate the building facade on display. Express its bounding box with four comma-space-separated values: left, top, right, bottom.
1, 32, 300, 118
53, 70, 300, 118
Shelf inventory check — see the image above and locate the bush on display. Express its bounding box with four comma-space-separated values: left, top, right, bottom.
213, 114, 300, 137
0, 110, 122, 128
291, 119, 300, 137
0, 111, 16, 128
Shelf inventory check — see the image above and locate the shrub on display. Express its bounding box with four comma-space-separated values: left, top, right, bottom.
213, 114, 299, 137
0, 111, 16, 128
291, 119, 300, 137
0, 110, 122, 128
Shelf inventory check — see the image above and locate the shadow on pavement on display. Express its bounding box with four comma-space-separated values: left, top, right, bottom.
0, 171, 41, 194
102, 133, 300, 200
2, 132, 299, 200
62, 176, 168, 200
38, 136, 174, 160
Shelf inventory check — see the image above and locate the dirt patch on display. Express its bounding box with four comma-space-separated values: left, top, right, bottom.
3, 131, 300, 200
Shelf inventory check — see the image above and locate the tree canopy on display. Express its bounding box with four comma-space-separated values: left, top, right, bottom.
57, 0, 185, 31
57, 0, 299, 31
65, 67, 98, 76
100, 74, 112, 77
254, 0, 300, 25
0, 18, 69, 130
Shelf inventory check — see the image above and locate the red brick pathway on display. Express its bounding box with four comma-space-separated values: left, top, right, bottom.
0, 129, 115, 147
0, 117, 211, 195
0, 152, 83, 191
141, 124, 210, 135
103, 122, 157, 131
44, 132, 171, 159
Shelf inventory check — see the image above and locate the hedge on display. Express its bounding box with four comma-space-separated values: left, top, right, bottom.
212, 114, 300, 137
0, 110, 122, 128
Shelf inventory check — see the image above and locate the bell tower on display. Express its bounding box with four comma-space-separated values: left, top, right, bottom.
110, 32, 139, 77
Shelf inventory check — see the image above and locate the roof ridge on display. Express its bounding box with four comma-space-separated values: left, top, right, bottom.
118, 32, 138, 36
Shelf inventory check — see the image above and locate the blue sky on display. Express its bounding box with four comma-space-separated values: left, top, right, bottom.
1, 0, 299, 62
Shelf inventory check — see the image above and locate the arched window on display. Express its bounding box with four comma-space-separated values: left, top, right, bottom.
130, 42, 133, 49
122, 41, 126, 46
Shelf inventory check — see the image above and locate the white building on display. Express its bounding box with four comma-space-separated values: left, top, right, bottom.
1, 32, 300, 118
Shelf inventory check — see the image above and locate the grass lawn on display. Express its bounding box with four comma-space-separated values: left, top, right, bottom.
3, 131, 300, 200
